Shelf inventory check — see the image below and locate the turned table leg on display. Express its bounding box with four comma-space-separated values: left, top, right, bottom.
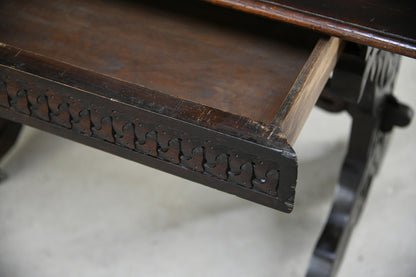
307, 45, 413, 276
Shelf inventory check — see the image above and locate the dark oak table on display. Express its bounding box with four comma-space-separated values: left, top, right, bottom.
0, 0, 413, 276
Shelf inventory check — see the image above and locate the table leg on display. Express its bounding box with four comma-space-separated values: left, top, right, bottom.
307, 46, 413, 276
0, 118, 22, 181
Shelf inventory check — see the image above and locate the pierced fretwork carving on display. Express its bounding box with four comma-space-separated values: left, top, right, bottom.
309, 46, 413, 277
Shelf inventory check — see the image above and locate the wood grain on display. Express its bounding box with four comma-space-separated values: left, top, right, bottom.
0, 43, 298, 211
204, 0, 416, 58
0, 0, 319, 124
274, 37, 343, 144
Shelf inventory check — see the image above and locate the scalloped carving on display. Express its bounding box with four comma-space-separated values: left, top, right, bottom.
0, 74, 282, 198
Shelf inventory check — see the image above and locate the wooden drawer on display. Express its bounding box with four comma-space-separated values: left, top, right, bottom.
0, 0, 341, 212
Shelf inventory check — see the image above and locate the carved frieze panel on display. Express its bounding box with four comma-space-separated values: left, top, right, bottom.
0, 66, 297, 212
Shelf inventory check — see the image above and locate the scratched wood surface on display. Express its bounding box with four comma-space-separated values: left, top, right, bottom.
0, 0, 321, 124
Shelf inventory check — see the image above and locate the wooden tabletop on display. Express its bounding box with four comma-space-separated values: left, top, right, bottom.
205, 0, 416, 58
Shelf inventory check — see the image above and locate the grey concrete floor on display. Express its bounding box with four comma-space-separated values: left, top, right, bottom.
0, 57, 415, 277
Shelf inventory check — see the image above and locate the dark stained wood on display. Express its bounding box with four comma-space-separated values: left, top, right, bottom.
0, 1, 412, 275
309, 47, 412, 277
0, 0, 320, 124
0, 44, 287, 147
204, 0, 416, 58
0, 118, 22, 182
0, 43, 299, 212
0, 119, 22, 160
0, 0, 343, 211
